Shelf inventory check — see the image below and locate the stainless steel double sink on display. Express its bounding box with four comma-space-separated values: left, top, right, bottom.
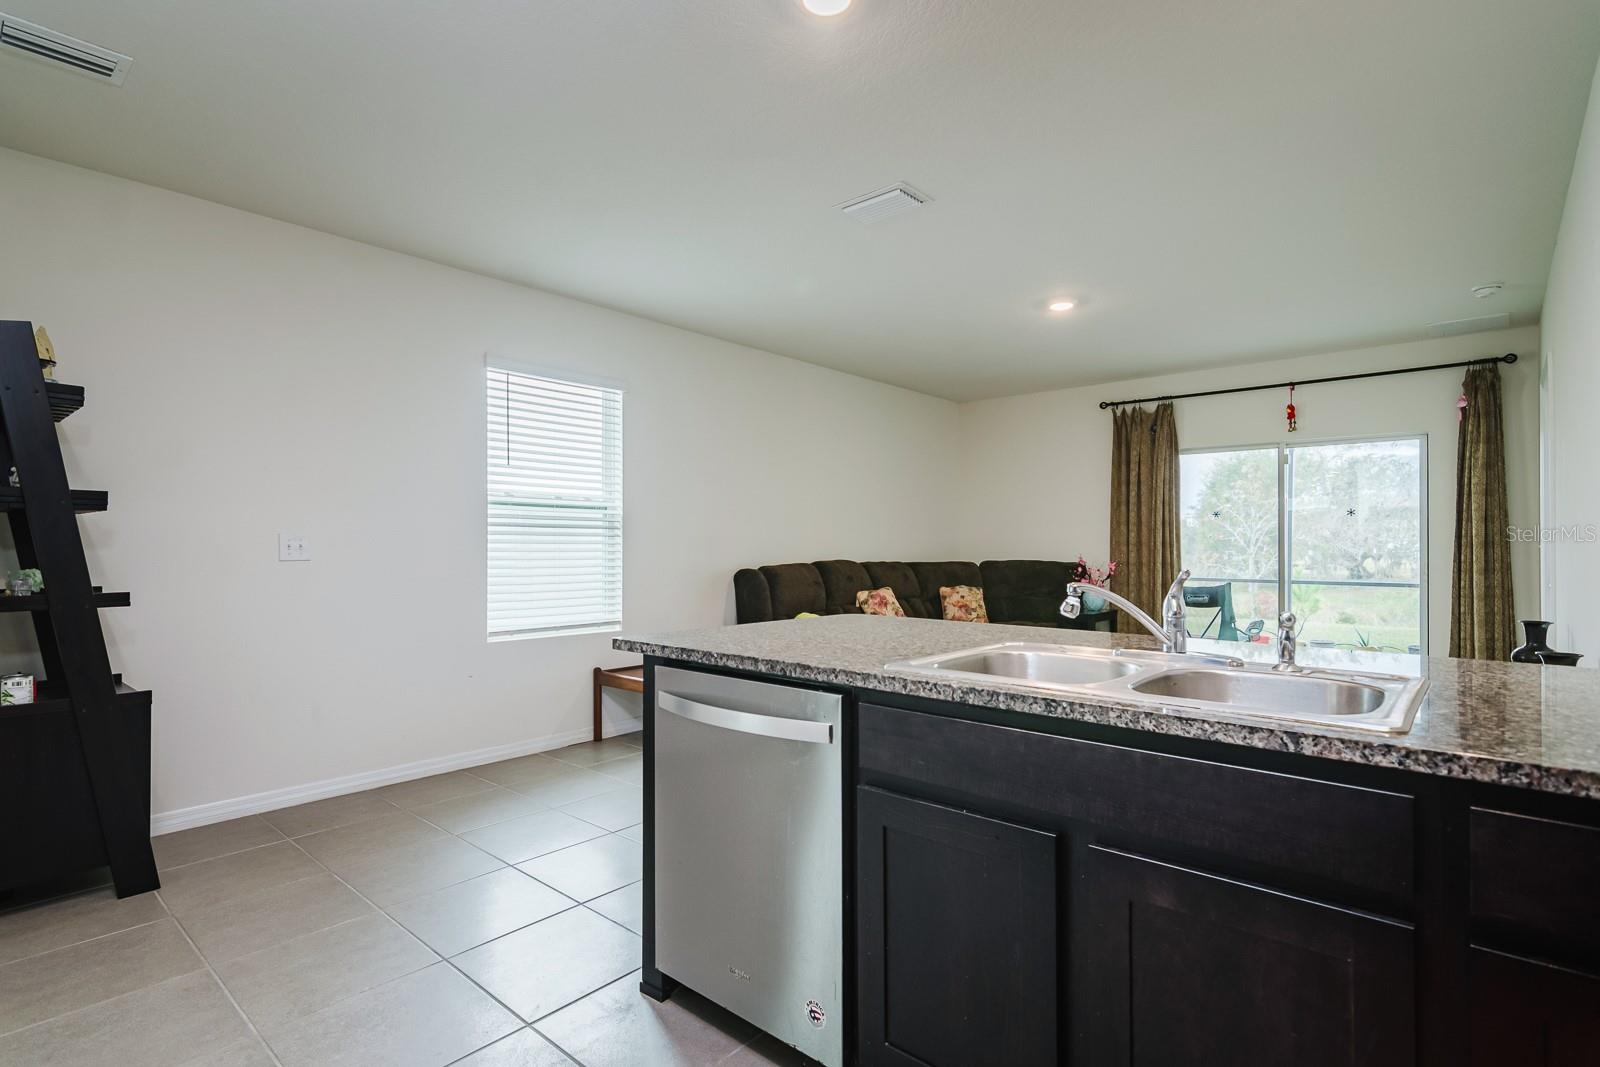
884, 642, 1427, 733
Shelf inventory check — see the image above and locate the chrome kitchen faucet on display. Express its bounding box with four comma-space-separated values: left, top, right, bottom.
1062, 569, 1192, 653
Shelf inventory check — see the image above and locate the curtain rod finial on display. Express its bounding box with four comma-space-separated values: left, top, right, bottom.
1503, 353, 1518, 364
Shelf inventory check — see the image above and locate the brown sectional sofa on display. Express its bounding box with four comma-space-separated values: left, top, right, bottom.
733, 559, 1078, 626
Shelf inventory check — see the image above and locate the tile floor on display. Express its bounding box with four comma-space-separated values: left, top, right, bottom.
0, 736, 808, 1067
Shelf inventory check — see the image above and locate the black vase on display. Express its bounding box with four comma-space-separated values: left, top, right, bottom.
1511, 620, 1553, 664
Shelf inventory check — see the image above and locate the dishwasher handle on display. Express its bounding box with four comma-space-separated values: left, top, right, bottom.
657, 690, 835, 745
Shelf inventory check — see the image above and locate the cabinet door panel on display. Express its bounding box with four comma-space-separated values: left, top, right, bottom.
1470, 947, 1600, 1066
1086, 846, 1413, 1067
1470, 808, 1600, 967
856, 787, 1057, 1067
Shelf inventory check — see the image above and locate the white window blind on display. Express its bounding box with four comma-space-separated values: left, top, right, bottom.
487, 366, 623, 639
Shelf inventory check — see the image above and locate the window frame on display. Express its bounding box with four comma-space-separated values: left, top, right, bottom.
1179, 433, 1429, 654
485, 358, 625, 642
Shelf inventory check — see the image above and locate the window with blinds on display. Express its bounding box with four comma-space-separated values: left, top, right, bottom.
486, 366, 623, 640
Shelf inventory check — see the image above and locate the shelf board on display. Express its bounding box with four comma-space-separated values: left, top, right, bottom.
0, 488, 108, 513
0, 591, 130, 613
46, 382, 84, 422
0, 681, 149, 720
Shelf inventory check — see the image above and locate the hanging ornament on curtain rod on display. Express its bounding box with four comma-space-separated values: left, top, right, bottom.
1286, 383, 1298, 432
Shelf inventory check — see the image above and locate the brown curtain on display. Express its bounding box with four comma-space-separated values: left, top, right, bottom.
1449, 365, 1515, 659
1109, 403, 1181, 634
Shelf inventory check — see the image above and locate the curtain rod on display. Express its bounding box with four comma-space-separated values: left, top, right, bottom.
1097, 352, 1518, 410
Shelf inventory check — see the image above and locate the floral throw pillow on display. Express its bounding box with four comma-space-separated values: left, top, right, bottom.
855, 587, 907, 617
940, 584, 989, 623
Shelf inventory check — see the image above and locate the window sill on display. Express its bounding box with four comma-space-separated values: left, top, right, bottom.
489, 623, 622, 643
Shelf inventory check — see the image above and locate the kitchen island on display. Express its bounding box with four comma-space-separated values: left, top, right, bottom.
617, 615, 1600, 1066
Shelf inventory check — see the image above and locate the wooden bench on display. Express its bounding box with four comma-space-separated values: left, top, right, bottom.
592, 664, 644, 741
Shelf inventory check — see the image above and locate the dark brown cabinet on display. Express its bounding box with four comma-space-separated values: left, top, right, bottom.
855, 702, 1422, 1066
1085, 846, 1415, 1066
1469, 948, 1600, 1066
856, 786, 1058, 1067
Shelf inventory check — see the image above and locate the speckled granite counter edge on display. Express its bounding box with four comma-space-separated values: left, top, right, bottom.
615, 637, 1600, 801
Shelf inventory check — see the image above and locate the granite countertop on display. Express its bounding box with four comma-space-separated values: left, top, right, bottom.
616, 614, 1600, 799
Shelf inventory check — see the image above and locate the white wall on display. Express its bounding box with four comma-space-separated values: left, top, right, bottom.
0, 147, 962, 823
955, 329, 1543, 654
1542, 54, 1600, 662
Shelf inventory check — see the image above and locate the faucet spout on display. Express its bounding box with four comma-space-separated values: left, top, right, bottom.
1061, 569, 1192, 654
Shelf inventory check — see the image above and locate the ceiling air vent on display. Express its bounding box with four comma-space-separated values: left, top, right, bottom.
1427, 313, 1510, 338
838, 183, 931, 224
0, 13, 132, 85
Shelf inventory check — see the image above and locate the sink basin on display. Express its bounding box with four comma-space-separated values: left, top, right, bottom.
1131, 668, 1387, 717
884, 641, 1426, 734
932, 648, 1142, 687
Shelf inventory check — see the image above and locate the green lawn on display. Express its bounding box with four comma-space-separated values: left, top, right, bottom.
1184, 580, 1422, 653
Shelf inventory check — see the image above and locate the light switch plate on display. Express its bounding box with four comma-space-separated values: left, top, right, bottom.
278, 533, 310, 562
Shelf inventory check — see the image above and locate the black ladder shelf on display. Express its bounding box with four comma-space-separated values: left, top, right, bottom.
0, 320, 156, 899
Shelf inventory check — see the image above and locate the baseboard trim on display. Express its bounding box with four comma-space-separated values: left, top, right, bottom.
149, 725, 599, 836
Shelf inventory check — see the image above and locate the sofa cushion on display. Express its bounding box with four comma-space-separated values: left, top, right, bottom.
759, 563, 826, 619
910, 562, 984, 618
813, 560, 872, 615
856, 587, 907, 617
862, 561, 935, 618
939, 584, 989, 623
981, 560, 1073, 625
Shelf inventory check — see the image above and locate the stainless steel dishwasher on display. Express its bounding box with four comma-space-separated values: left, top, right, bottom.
654, 666, 843, 1067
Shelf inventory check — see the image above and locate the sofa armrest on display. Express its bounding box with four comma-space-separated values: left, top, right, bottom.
733, 568, 773, 624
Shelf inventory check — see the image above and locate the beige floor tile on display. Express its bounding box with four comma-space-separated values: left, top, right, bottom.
157, 841, 323, 916
617, 731, 644, 748
717, 1033, 815, 1066
386, 868, 573, 958
504, 768, 627, 809
261, 791, 400, 838
411, 787, 547, 834
0, 886, 167, 967
536, 970, 754, 1067
471, 754, 573, 789
454, 907, 639, 1022
546, 738, 644, 768
518, 836, 641, 903
462, 810, 609, 865
595, 753, 644, 785
327, 835, 504, 907
214, 913, 436, 1035
269, 962, 520, 1067
376, 770, 498, 810
176, 872, 375, 964
585, 882, 642, 935
0, 970, 252, 1067
0, 918, 203, 1036
295, 811, 446, 867
152, 816, 286, 871
455, 1027, 572, 1066
616, 823, 644, 844
182, 1036, 280, 1066
560, 787, 643, 832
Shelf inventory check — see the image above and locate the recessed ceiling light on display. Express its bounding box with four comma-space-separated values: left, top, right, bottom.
802, 0, 851, 15
1048, 300, 1076, 313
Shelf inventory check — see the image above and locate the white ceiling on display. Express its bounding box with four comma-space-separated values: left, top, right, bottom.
2, 1, 1597, 401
